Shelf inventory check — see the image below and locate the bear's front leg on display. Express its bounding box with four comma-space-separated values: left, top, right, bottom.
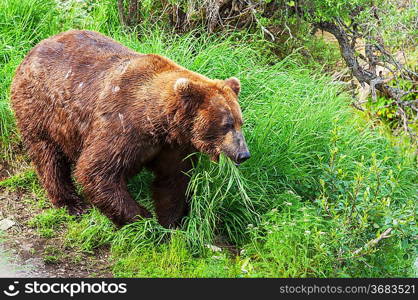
75, 141, 152, 227
148, 146, 195, 228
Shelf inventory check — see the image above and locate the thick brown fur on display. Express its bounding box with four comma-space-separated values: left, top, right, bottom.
11, 30, 249, 228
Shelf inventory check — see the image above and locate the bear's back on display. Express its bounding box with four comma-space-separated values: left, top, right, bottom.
17, 30, 139, 80
11, 30, 145, 160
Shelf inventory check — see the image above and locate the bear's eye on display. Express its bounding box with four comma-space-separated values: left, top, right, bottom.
223, 121, 234, 131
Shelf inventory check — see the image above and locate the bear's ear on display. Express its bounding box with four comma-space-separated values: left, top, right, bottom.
225, 77, 240, 95
174, 78, 204, 110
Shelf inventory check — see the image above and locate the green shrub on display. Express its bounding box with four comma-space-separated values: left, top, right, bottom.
242, 193, 338, 277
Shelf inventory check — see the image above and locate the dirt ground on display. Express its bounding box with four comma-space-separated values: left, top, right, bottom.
0, 188, 113, 278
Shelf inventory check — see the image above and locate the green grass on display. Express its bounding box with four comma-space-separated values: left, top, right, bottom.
0, 0, 55, 159
28, 208, 73, 238
0, 0, 416, 277
112, 233, 242, 278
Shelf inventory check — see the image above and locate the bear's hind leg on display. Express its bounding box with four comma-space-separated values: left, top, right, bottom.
75, 144, 152, 227
26, 138, 88, 215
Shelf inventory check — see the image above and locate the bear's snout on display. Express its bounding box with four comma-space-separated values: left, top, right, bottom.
236, 150, 251, 165
221, 130, 250, 165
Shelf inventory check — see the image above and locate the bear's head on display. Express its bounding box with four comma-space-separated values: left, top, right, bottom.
173, 76, 250, 165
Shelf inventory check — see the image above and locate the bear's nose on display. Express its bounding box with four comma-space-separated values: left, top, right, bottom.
236, 151, 251, 164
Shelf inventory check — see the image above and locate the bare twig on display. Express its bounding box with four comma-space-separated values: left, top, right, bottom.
352, 228, 393, 256
128, 0, 139, 27
315, 20, 417, 141
117, 0, 140, 28
249, 7, 275, 41
117, 0, 128, 27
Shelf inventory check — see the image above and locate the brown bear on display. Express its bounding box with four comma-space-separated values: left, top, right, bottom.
11, 30, 250, 228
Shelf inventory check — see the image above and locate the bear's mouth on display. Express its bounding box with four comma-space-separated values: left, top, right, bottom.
210, 153, 220, 163
219, 151, 242, 166
211, 150, 250, 166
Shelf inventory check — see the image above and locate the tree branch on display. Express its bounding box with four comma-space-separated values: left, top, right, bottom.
117, 0, 128, 27
352, 228, 393, 256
